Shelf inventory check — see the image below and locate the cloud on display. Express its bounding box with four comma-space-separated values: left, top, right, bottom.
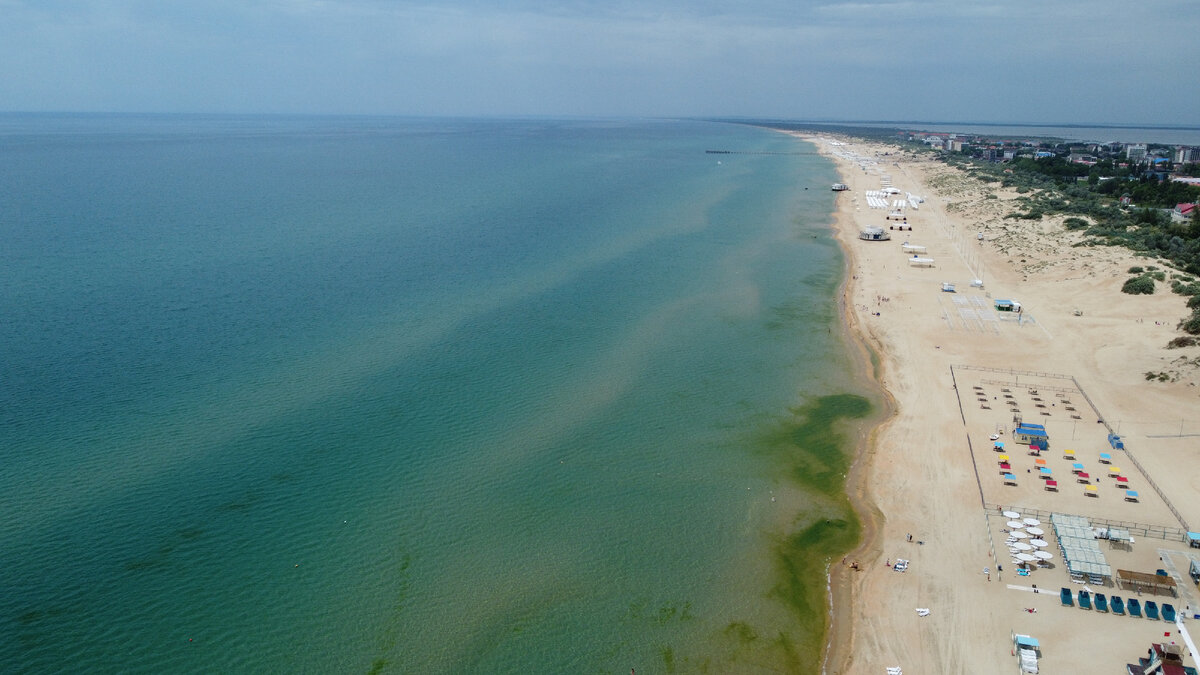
0, 0, 1195, 122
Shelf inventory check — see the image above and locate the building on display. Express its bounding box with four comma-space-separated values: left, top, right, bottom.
1126, 144, 1148, 162
1176, 146, 1200, 164
1173, 203, 1197, 223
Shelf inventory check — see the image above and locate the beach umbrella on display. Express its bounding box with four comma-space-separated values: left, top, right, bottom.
1026, 527, 1044, 536
1034, 551, 1053, 561
1030, 539, 1049, 547
1023, 518, 1040, 526
1007, 520, 1025, 528
1013, 542, 1033, 551
1010, 530, 1028, 539
1063, 449, 1076, 457
1072, 463, 1084, 472
1039, 467, 1052, 476
1003, 510, 1021, 519
1109, 467, 1121, 475
998, 454, 1009, 462
1016, 552, 1036, 562
1034, 458, 1047, 467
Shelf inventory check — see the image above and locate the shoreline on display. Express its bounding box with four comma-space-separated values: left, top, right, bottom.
814, 133, 896, 675
785, 129, 1200, 673
820, 157, 894, 675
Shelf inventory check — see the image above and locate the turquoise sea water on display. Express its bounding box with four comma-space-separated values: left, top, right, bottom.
0, 116, 871, 673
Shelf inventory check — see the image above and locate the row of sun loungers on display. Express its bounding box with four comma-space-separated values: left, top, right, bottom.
1063, 588, 1175, 621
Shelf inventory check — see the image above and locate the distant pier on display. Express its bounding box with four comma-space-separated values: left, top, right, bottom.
706, 149, 819, 155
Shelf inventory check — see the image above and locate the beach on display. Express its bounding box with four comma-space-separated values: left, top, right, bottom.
792, 132, 1200, 674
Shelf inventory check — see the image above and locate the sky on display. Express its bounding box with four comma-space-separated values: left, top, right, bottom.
1, 0, 1197, 124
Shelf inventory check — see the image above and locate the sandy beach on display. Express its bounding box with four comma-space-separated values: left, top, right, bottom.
793, 132, 1200, 674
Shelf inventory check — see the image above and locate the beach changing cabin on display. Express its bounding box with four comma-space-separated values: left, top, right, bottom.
859, 226, 890, 241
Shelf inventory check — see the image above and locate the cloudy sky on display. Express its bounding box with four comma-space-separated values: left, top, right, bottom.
1, 0, 1197, 124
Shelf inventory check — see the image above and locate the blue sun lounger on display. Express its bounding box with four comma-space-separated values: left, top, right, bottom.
1095, 593, 1109, 613
1060, 588, 1074, 607
1111, 596, 1126, 615
1146, 600, 1160, 620
1128, 598, 1143, 618
1079, 590, 1092, 610
1163, 603, 1177, 622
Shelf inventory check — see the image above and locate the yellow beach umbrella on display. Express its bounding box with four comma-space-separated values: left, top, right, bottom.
1063, 449, 1075, 457
1110, 467, 1121, 475
998, 454, 1009, 462
1085, 485, 1099, 494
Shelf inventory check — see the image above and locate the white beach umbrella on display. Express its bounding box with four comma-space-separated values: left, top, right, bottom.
1033, 551, 1053, 560
1023, 518, 1040, 526
1003, 511, 1021, 519
1025, 526, 1044, 536
1016, 552, 1037, 562
1030, 539, 1049, 547
1007, 521, 1025, 529
1012, 542, 1033, 551
1010, 530, 1028, 539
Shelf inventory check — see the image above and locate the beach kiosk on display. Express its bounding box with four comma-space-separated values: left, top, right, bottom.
995, 299, 1022, 313
1014, 425, 1048, 450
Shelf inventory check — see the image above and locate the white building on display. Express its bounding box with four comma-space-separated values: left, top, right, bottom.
1175, 146, 1200, 164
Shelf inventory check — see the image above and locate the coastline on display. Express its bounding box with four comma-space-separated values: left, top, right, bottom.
815, 135, 895, 675
787, 129, 1200, 674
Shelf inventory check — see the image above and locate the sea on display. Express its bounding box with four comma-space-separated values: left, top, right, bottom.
0, 115, 876, 673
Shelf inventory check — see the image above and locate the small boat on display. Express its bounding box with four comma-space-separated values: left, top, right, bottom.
831, 183, 849, 191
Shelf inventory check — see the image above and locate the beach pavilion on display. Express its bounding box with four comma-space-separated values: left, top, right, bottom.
1116, 569, 1177, 597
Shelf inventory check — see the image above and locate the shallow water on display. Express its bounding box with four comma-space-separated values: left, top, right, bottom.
0, 115, 872, 672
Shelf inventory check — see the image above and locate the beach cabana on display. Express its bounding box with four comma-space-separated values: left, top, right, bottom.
1099, 452, 1113, 464
1060, 588, 1074, 607
1039, 467, 1053, 479
1034, 458, 1047, 467
1071, 462, 1084, 474
1125, 490, 1140, 502
859, 226, 890, 241
1109, 466, 1121, 476
1003, 473, 1018, 486
993, 441, 1005, 451
1085, 485, 1099, 497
